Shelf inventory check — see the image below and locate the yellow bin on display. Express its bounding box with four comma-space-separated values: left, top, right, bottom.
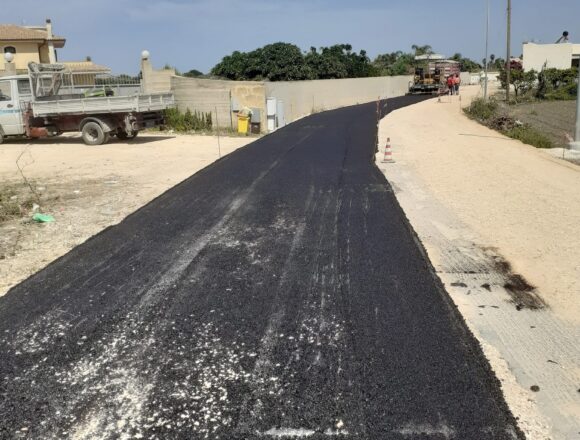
237, 115, 250, 134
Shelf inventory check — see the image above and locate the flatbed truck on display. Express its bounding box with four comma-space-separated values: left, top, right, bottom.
0, 63, 174, 145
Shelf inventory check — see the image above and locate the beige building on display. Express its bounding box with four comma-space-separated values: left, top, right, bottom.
523, 42, 580, 71
0, 19, 66, 74
62, 60, 112, 86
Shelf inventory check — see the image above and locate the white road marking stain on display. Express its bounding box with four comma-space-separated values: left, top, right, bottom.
396, 422, 456, 438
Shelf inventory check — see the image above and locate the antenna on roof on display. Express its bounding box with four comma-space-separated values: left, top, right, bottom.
556, 31, 570, 44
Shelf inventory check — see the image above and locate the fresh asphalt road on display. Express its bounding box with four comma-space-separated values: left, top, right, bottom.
0, 97, 523, 439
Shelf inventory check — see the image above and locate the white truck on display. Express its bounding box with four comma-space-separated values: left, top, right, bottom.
0, 63, 174, 145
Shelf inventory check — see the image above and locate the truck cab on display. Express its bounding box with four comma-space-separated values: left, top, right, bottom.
0, 75, 31, 142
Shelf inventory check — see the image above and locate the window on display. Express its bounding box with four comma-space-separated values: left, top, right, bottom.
18, 79, 31, 95
4, 46, 16, 55
0, 81, 12, 101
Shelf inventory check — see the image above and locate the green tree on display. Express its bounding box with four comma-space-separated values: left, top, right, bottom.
450, 53, 482, 72
211, 43, 312, 81
183, 69, 204, 78
498, 67, 537, 98
211, 42, 377, 81
536, 66, 578, 99
411, 44, 433, 56
373, 51, 414, 76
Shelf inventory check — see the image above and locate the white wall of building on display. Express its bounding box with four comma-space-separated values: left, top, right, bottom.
523, 43, 580, 71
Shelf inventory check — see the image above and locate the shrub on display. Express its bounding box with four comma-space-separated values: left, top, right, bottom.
464, 98, 499, 122
163, 108, 214, 133
505, 125, 553, 149
536, 67, 578, 100
464, 98, 554, 149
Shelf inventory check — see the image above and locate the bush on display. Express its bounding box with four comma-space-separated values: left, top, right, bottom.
464, 98, 499, 122
464, 98, 554, 149
505, 125, 553, 149
164, 108, 213, 133
536, 67, 578, 100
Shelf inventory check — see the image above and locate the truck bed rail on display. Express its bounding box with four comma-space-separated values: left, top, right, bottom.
31, 93, 174, 117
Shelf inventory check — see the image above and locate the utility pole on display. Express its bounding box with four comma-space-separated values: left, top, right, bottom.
573, 66, 580, 150
484, 0, 490, 101
506, 0, 512, 102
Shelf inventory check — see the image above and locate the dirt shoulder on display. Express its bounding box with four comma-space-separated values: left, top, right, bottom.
381, 86, 580, 320
378, 86, 580, 439
0, 133, 255, 296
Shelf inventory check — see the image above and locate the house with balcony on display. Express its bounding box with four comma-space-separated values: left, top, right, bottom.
0, 19, 65, 74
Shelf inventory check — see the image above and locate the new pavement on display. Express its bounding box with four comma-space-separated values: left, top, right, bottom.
0, 97, 523, 439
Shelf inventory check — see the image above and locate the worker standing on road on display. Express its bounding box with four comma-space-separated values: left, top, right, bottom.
447, 75, 455, 95
454, 74, 461, 96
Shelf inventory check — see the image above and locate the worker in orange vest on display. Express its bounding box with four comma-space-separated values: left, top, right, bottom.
454, 74, 461, 95
447, 75, 455, 95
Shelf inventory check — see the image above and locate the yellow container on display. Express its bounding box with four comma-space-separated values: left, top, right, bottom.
237, 115, 250, 134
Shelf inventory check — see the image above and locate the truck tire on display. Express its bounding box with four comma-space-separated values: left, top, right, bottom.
82, 122, 109, 146
0, 132, 4, 145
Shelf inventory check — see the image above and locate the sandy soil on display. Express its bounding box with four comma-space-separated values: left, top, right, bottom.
378, 86, 580, 439
0, 133, 255, 296
381, 87, 580, 320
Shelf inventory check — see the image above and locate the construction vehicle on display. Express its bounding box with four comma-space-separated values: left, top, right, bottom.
408, 55, 461, 95
0, 62, 174, 145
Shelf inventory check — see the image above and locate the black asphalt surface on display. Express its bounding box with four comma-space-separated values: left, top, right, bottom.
0, 97, 523, 439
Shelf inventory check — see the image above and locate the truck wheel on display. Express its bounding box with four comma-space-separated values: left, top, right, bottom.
0, 132, 4, 145
82, 122, 108, 146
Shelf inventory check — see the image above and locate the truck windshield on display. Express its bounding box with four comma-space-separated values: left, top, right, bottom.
0, 81, 12, 101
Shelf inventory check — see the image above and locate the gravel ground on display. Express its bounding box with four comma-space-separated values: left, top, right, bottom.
0, 133, 254, 297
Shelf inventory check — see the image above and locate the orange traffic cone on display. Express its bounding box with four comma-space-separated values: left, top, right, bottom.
382, 138, 395, 163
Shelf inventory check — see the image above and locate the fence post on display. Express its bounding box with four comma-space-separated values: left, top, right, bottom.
215, 106, 221, 159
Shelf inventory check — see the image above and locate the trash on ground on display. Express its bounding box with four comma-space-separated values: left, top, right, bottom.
32, 213, 55, 223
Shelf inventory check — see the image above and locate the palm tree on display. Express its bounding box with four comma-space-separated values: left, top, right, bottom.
411, 45, 433, 56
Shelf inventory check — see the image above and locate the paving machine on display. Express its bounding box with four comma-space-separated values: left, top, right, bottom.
408, 55, 461, 95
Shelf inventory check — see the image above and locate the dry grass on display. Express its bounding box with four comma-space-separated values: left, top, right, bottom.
0, 185, 36, 223
511, 100, 576, 148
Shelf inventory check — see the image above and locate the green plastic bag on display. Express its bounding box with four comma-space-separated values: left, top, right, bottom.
32, 213, 55, 223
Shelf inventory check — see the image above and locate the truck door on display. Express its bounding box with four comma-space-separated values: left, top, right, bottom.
0, 79, 24, 136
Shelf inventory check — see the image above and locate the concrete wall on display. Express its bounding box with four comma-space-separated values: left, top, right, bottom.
0, 42, 41, 71
523, 43, 580, 71
171, 76, 233, 128
141, 58, 175, 93
170, 76, 267, 129
167, 73, 413, 133
265, 76, 412, 123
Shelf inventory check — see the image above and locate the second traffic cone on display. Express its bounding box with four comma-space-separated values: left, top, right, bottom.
382, 138, 395, 163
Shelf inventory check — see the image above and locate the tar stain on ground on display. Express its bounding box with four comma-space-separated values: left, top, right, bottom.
0, 97, 524, 439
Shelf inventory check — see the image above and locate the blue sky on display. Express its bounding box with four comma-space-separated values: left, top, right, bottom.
4, 0, 579, 74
